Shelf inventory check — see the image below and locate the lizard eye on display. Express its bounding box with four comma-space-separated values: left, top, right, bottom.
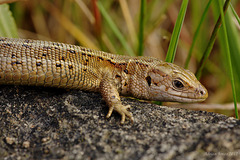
173, 79, 184, 89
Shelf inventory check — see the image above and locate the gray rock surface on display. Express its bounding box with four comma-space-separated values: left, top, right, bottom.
0, 85, 240, 160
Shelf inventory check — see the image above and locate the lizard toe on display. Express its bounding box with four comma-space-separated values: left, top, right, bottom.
106, 107, 114, 118
117, 105, 133, 124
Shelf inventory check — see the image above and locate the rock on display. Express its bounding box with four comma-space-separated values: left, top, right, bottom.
0, 85, 239, 160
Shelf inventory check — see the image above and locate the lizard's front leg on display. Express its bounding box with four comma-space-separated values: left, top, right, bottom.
99, 77, 133, 124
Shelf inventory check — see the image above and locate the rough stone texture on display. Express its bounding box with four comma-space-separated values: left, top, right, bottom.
0, 85, 240, 160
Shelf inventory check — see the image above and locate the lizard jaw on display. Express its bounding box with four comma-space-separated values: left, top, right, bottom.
149, 84, 208, 103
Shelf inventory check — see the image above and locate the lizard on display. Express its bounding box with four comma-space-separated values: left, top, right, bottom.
0, 37, 208, 124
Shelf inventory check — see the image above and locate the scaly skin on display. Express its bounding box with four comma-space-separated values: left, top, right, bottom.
0, 37, 208, 124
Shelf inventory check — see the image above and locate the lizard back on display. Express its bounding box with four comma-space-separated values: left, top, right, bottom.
0, 37, 132, 91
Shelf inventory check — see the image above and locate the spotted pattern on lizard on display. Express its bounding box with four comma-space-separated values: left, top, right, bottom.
0, 37, 208, 124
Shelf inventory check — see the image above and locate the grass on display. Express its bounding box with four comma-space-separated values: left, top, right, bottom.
184, 0, 213, 69
97, 1, 135, 56
165, 0, 188, 63
0, 0, 239, 118
137, 0, 146, 56
217, 0, 238, 119
195, 0, 231, 80
0, 4, 18, 37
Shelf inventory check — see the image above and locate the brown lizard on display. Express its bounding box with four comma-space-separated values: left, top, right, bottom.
0, 37, 208, 124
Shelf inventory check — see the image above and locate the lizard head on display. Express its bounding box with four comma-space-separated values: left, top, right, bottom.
129, 60, 208, 103
144, 62, 208, 102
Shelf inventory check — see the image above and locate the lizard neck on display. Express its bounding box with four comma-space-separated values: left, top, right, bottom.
116, 57, 159, 99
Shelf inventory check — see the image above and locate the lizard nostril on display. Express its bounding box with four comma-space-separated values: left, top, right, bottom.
198, 84, 208, 99
197, 84, 208, 98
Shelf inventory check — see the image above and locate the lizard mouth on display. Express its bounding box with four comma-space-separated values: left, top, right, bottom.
155, 95, 207, 103
170, 87, 208, 103
171, 96, 207, 103
149, 84, 208, 103
168, 86, 208, 103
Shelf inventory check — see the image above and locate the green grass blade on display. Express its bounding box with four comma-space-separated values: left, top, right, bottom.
0, 4, 18, 37
184, 0, 213, 69
195, 0, 230, 79
138, 0, 146, 56
217, 0, 238, 119
97, 1, 135, 56
165, 0, 189, 63
229, 5, 240, 100
230, 3, 240, 25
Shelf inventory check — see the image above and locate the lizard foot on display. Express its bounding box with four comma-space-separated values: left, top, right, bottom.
106, 104, 134, 124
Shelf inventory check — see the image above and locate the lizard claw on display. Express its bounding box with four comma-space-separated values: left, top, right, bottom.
106, 107, 114, 118
106, 104, 134, 124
